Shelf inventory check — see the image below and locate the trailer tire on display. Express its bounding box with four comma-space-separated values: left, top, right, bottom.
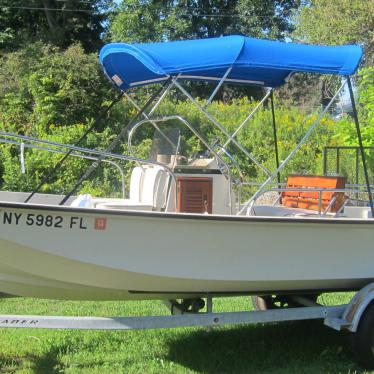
251, 294, 319, 310
251, 295, 292, 310
350, 302, 374, 370
251, 296, 272, 310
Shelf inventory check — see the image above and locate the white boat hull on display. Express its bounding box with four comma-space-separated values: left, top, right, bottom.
0, 201, 373, 300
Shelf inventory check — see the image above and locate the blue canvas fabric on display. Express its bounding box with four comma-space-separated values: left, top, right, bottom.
99, 35, 363, 91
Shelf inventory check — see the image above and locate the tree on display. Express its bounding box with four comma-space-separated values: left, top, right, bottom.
108, 0, 301, 100
358, 68, 374, 127
108, 0, 301, 43
292, 0, 374, 112
0, 0, 113, 52
276, 73, 322, 111
28, 44, 117, 129
236, 0, 301, 40
294, 0, 374, 65
0, 43, 121, 132
108, 0, 188, 43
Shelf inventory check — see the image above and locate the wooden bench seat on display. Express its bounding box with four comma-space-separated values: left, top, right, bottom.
282, 175, 347, 213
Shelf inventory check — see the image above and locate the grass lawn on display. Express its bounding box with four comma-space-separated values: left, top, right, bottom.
0, 293, 371, 373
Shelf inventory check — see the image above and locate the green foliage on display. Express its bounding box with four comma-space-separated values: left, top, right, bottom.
295, 0, 374, 65
0, 86, 344, 197
0, 0, 372, 197
0, 0, 112, 52
0, 43, 122, 132
108, 0, 301, 100
0, 41, 371, 197
108, 0, 301, 43
292, 0, 374, 109
0, 123, 125, 196
108, 0, 190, 43
0, 43, 42, 132
135, 97, 339, 182
0, 124, 86, 193
332, 69, 374, 148
0, 42, 134, 197
236, 0, 301, 39
276, 73, 322, 109
324, 69, 374, 183
28, 44, 115, 129
358, 67, 374, 127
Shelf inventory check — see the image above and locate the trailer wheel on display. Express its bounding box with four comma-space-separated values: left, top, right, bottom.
251, 295, 277, 310
350, 302, 374, 370
251, 294, 319, 310
251, 296, 267, 310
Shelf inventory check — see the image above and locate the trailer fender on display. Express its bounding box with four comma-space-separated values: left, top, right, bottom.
342, 283, 374, 332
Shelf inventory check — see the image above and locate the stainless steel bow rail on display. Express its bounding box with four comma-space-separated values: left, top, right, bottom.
0, 137, 127, 199
0, 131, 179, 208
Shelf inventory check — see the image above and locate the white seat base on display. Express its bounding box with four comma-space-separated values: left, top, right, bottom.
96, 201, 153, 211
250, 204, 319, 217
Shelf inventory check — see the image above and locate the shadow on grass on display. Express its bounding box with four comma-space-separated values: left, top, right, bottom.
0, 334, 134, 373
0, 346, 62, 373
31, 346, 62, 374
0, 355, 24, 373
167, 320, 366, 374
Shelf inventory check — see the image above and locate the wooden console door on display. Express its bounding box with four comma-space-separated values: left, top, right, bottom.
177, 177, 213, 214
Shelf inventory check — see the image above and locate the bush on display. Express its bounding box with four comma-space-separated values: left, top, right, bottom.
0, 43, 135, 197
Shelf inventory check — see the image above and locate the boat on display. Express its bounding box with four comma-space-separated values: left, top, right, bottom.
0, 35, 372, 304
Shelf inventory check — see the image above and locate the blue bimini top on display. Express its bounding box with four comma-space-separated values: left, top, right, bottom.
99, 35, 363, 91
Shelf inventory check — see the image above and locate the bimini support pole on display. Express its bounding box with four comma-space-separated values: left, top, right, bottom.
270, 91, 281, 187
221, 88, 272, 150
124, 82, 177, 153
24, 90, 125, 203
347, 76, 374, 217
59, 79, 171, 206
172, 78, 271, 177
204, 67, 232, 108
239, 78, 347, 215
128, 115, 231, 176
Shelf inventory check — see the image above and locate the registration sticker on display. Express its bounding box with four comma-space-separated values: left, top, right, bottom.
94, 217, 107, 230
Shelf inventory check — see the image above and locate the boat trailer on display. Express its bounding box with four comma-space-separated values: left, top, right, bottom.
1, 283, 374, 369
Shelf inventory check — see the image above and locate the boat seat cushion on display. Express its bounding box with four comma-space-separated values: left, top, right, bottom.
129, 166, 144, 203
140, 167, 163, 206
154, 170, 170, 210
93, 167, 167, 212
